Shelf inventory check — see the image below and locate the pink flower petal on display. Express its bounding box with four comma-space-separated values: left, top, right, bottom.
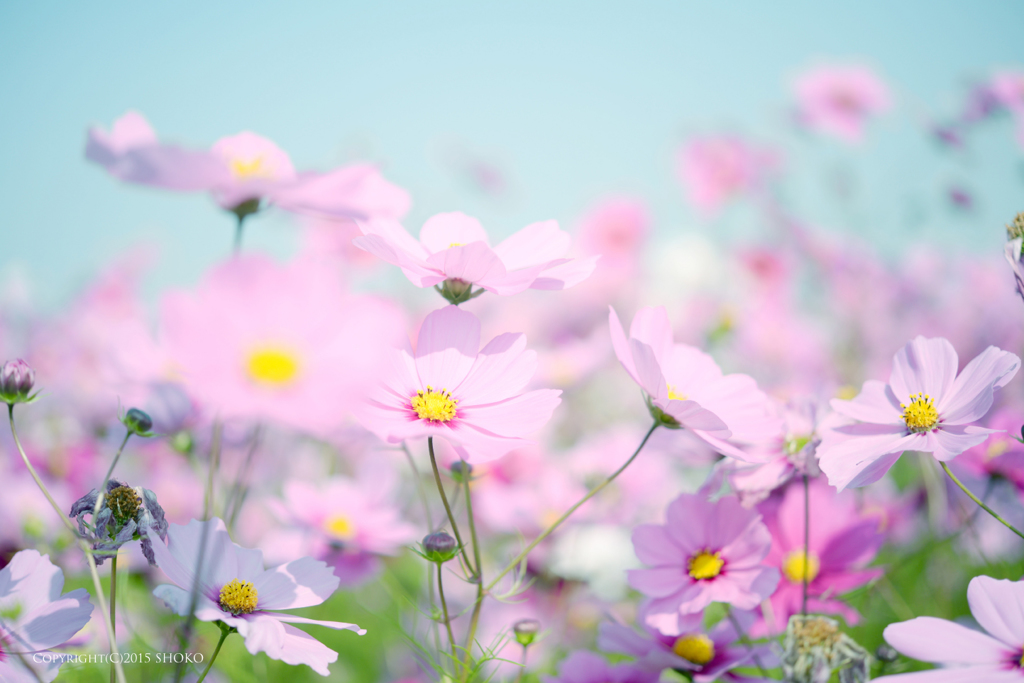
492, 219, 571, 270
884, 616, 1012, 664
414, 305, 481, 389
455, 333, 535, 406
830, 380, 903, 424
967, 575, 1024, 649
889, 337, 959, 405
425, 242, 506, 285
419, 212, 489, 253
940, 346, 1021, 424
254, 556, 339, 611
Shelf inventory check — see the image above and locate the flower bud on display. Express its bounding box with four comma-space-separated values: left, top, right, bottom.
422, 531, 458, 563
513, 618, 541, 647
1007, 211, 1024, 242
121, 408, 154, 437
0, 359, 36, 405
874, 643, 898, 664
450, 461, 473, 483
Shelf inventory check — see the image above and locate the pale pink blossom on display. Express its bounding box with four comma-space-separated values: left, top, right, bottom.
677, 137, 777, 215
150, 518, 364, 676
794, 65, 891, 143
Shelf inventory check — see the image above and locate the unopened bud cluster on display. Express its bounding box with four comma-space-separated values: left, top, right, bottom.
0, 359, 36, 405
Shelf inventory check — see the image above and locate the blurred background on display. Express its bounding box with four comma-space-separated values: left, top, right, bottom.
2, 0, 1022, 309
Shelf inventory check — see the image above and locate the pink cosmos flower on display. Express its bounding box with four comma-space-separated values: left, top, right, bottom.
542, 651, 659, 683
86, 110, 410, 219
757, 479, 884, 635
609, 306, 779, 460
160, 254, 406, 435
576, 198, 649, 274
359, 305, 562, 462
817, 336, 1021, 491
677, 137, 778, 215
793, 65, 891, 143
149, 518, 364, 676
0, 550, 94, 683
882, 575, 1024, 682
599, 606, 772, 682
627, 493, 779, 624
953, 408, 1024, 497
991, 71, 1024, 117
352, 212, 598, 299
264, 466, 419, 586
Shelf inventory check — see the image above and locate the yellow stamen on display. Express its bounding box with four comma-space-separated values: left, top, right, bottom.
672, 633, 715, 665
411, 386, 458, 423
783, 550, 820, 584
219, 578, 258, 615
687, 550, 724, 580
667, 384, 688, 401
323, 514, 356, 540
230, 156, 266, 178
246, 348, 300, 387
448, 242, 464, 248
900, 393, 939, 433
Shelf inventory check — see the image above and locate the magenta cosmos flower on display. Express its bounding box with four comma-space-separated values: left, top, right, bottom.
599, 606, 772, 682
793, 65, 891, 143
87, 110, 410, 219
353, 211, 597, 301
150, 518, 364, 676
0, 550, 93, 683
359, 305, 561, 462
628, 493, 779, 625
882, 575, 1024, 682
677, 136, 778, 216
161, 254, 406, 435
757, 479, 884, 635
609, 306, 779, 460
542, 651, 659, 683
817, 336, 1020, 491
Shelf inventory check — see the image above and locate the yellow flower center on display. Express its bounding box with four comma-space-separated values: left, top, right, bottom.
230, 156, 267, 178
219, 578, 258, 615
667, 384, 688, 401
323, 514, 356, 540
672, 633, 715, 665
687, 550, 724, 580
986, 440, 1010, 461
411, 386, 458, 423
246, 348, 300, 387
783, 550, 821, 584
448, 242, 465, 248
901, 393, 939, 433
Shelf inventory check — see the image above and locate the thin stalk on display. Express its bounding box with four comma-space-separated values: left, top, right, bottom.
196, 625, 232, 683
802, 473, 809, 616
486, 423, 658, 592
514, 645, 529, 683
93, 431, 132, 515
109, 555, 118, 683
436, 563, 459, 678
460, 465, 484, 680
233, 214, 245, 254
726, 611, 768, 679
7, 405, 126, 683
941, 462, 1024, 540
400, 443, 441, 656
427, 438, 476, 576
175, 421, 222, 683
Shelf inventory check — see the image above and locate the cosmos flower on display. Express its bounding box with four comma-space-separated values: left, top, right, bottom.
352, 212, 597, 302
793, 65, 891, 143
160, 254, 406, 435
265, 466, 419, 586
817, 336, 1020, 490
757, 479, 884, 635
358, 305, 562, 462
0, 550, 94, 683
86, 110, 409, 219
598, 606, 772, 682
69, 478, 168, 566
609, 306, 779, 460
882, 575, 1024, 682
627, 493, 779, 623
677, 136, 778, 215
149, 518, 364, 676
541, 650, 659, 683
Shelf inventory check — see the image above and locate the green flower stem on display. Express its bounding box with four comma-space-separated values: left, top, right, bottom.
436, 562, 459, 678
486, 422, 658, 593
93, 430, 132, 516
109, 554, 118, 683
460, 465, 484, 681
427, 437, 476, 576
8, 404, 127, 683
726, 610, 769, 679
399, 443, 442, 656
941, 462, 1024, 540
196, 623, 233, 683
802, 473, 810, 616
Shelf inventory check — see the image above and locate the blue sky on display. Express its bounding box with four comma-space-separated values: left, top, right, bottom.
1, 1, 1022, 308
